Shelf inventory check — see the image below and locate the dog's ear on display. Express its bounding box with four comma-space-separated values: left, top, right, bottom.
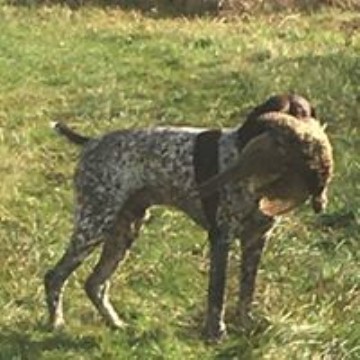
237, 95, 291, 148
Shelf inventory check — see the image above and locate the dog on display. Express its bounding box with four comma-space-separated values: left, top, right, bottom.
44, 94, 326, 341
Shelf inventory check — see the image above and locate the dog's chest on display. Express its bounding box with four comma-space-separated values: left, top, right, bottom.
216, 131, 260, 236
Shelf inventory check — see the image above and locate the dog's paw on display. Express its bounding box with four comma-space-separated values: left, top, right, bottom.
47, 316, 66, 332
203, 320, 227, 343
107, 317, 127, 330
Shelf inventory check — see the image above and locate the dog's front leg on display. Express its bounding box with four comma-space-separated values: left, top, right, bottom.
204, 227, 230, 342
238, 215, 274, 328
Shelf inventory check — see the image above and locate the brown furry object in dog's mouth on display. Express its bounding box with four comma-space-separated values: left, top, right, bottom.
196, 112, 334, 217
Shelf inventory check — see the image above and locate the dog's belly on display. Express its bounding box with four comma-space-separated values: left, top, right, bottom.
141, 187, 210, 229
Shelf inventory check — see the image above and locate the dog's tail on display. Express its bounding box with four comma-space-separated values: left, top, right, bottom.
51, 122, 91, 145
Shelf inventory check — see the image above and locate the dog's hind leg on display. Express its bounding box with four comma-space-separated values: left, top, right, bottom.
44, 202, 120, 330
84, 215, 142, 329
44, 230, 100, 330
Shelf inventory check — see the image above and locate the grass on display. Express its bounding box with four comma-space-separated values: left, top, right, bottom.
0, 4, 359, 359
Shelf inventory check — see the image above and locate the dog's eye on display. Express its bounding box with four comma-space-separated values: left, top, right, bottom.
292, 104, 308, 118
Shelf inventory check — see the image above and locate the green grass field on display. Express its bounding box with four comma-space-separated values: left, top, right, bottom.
0, 5, 359, 359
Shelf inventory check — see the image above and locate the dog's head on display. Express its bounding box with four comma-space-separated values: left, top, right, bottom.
237, 93, 317, 151
247, 93, 316, 121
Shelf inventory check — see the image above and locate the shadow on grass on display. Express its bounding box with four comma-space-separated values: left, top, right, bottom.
0, 324, 98, 360
5, 0, 220, 17
173, 305, 272, 358
5, 0, 359, 16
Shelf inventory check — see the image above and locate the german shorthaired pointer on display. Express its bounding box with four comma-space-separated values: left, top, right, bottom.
44, 94, 332, 341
